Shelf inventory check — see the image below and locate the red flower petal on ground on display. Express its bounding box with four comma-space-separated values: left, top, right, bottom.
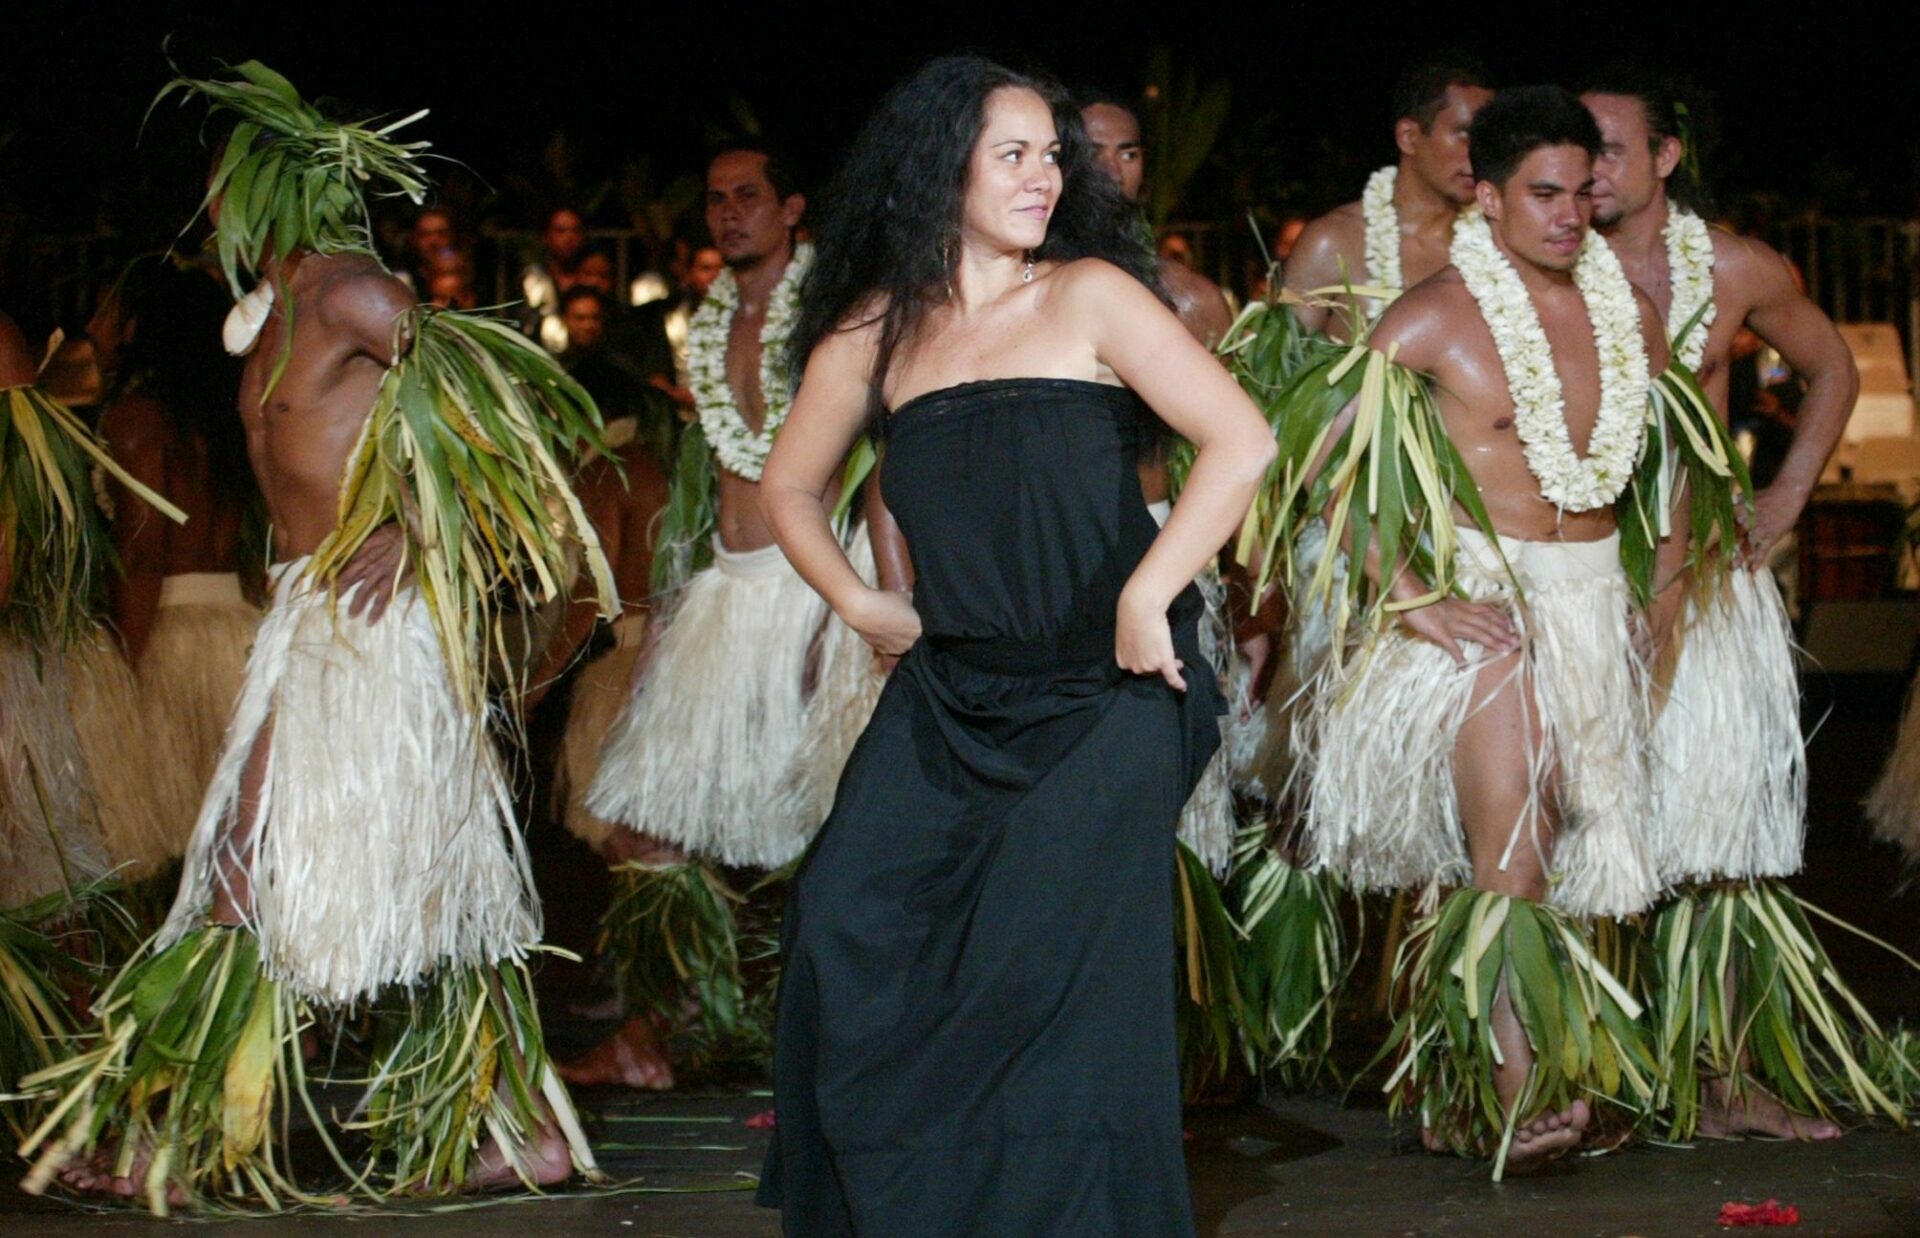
744, 1109, 777, 1129
1719, 1199, 1801, 1227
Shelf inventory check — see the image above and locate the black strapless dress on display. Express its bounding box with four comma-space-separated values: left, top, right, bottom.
757, 378, 1222, 1236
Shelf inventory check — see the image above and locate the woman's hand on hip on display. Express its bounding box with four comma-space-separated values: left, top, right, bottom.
845, 586, 922, 657
1116, 587, 1187, 691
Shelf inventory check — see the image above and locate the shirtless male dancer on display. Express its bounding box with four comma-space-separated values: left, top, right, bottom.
576, 146, 906, 1087
1309, 86, 1670, 1173
1283, 54, 1493, 336
1584, 70, 1861, 1143
27, 65, 598, 1207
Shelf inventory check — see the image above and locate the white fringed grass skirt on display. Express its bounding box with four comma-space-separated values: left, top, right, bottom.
85, 574, 260, 878
160, 561, 539, 1007
1305, 529, 1660, 919
1146, 498, 1239, 874
587, 538, 834, 869
1649, 567, 1805, 882
768, 525, 886, 836
0, 635, 111, 908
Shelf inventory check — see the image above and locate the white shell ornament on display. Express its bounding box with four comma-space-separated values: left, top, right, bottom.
222, 281, 277, 357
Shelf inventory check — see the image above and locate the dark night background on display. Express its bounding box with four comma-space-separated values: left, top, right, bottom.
5, 0, 1918, 324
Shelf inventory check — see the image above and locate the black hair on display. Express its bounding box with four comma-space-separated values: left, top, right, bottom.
1575, 63, 1715, 214
1468, 84, 1602, 188
108, 256, 253, 511
1072, 88, 1142, 129
708, 141, 805, 203
1390, 52, 1493, 131
792, 55, 1160, 425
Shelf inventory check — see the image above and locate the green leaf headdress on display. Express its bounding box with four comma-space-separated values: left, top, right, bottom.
151, 58, 431, 298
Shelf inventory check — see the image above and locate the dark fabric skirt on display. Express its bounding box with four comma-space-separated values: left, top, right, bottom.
757, 621, 1219, 1237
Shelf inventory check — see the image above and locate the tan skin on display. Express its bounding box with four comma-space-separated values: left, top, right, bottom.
61, 250, 573, 1197
761, 88, 1274, 697
1586, 92, 1858, 567
1587, 91, 1858, 1143
1323, 144, 1670, 1171
1283, 84, 1493, 339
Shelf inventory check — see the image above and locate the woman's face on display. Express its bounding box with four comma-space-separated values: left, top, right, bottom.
960, 87, 1061, 256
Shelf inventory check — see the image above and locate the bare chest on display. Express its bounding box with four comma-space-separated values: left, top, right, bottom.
722, 309, 768, 431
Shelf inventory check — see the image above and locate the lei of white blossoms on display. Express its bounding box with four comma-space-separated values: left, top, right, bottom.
688, 243, 813, 481
1664, 208, 1716, 371
1451, 212, 1649, 512
1360, 166, 1404, 318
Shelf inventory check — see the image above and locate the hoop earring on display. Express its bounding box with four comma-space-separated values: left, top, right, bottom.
1022, 250, 1035, 283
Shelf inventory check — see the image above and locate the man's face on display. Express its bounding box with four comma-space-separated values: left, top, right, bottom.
576, 253, 615, 293
1403, 83, 1495, 206
413, 211, 453, 260
1479, 143, 1594, 275
1583, 93, 1678, 228
706, 151, 802, 269
688, 247, 724, 295
1080, 102, 1144, 202
564, 297, 604, 350
545, 210, 586, 267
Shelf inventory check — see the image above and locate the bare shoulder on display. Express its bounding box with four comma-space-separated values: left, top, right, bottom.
1708, 227, 1799, 302
1050, 255, 1152, 298
312, 254, 414, 339
1159, 258, 1222, 305
1282, 203, 1365, 286
1374, 268, 1466, 343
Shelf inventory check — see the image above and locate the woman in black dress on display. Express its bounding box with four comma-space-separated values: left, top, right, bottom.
757, 56, 1276, 1235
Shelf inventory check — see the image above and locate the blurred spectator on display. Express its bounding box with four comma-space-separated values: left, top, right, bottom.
400, 207, 460, 293
523, 207, 589, 353
1158, 232, 1196, 269
632, 243, 723, 409
560, 286, 653, 432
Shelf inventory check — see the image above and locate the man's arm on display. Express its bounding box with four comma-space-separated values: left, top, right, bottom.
99, 395, 173, 664
1160, 261, 1234, 348
1278, 209, 1361, 336
325, 270, 429, 619
1727, 237, 1859, 561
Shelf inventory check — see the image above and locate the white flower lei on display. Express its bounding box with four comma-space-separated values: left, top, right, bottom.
1663, 208, 1716, 371
1451, 212, 1649, 512
688, 243, 813, 481
1360, 166, 1403, 318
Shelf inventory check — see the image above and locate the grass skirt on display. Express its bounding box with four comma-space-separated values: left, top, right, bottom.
160, 561, 539, 1007
587, 538, 830, 869
1867, 670, 1920, 862
1306, 530, 1660, 920
1650, 568, 1805, 882
766, 524, 887, 835
553, 613, 647, 851
0, 634, 111, 909
118, 575, 260, 876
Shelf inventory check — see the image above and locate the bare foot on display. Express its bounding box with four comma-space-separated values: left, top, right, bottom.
465, 1114, 574, 1191
50, 1145, 188, 1212
1700, 1076, 1843, 1141
557, 1016, 675, 1090
1502, 1099, 1589, 1175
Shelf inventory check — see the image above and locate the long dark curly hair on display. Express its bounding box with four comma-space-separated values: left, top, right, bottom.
789, 55, 1161, 424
